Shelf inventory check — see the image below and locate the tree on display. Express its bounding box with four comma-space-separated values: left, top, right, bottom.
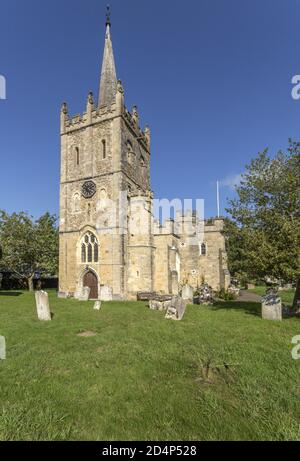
226, 140, 300, 310
0, 211, 59, 291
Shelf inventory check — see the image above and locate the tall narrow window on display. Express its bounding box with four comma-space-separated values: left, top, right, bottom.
87, 243, 93, 262
75, 147, 80, 165
81, 243, 86, 263
94, 243, 99, 263
81, 232, 99, 263
102, 140, 106, 159
201, 243, 207, 256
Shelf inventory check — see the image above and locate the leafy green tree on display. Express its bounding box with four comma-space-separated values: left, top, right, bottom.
226, 140, 300, 309
0, 211, 58, 291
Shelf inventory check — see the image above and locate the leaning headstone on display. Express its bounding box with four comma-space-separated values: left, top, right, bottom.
165, 296, 187, 321
262, 289, 282, 321
35, 291, 51, 321
181, 284, 194, 302
100, 285, 113, 301
78, 287, 90, 301
93, 301, 102, 311
0, 336, 6, 360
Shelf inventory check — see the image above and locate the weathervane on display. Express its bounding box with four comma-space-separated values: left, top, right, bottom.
106, 5, 111, 27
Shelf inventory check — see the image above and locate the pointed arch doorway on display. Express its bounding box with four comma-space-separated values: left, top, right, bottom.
83, 271, 98, 300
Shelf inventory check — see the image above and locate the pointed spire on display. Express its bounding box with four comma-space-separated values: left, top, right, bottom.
98, 6, 117, 108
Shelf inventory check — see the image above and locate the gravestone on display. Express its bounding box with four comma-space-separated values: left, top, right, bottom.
181, 284, 194, 302
149, 299, 171, 311
35, 291, 51, 321
77, 287, 90, 301
137, 292, 156, 301
0, 336, 6, 360
94, 301, 102, 311
74, 289, 81, 300
262, 289, 282, 321
100, 285, 113, 301
165, 296, 187, 321
58, 291, 68, 299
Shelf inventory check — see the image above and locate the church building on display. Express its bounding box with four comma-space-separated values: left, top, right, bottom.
59, 12, 230, 300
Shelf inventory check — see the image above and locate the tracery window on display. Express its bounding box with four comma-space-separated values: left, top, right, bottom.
81, 232, 99, 263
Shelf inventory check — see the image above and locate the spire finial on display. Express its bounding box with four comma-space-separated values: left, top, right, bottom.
106, 5, 111, 27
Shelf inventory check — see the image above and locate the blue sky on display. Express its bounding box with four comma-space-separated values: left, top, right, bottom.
0, 0, 300, 219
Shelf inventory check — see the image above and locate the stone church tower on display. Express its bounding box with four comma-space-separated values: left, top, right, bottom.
59, 12, 230, 300
59, 13, 153, 299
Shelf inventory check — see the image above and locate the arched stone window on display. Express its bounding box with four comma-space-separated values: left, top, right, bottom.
200, 243, 207, 256
81, 232, 99, 263
102, 140, 106, 159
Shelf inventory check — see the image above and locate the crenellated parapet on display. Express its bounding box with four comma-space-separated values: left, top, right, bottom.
153, 219, 176, 236
61, 89, 150, 152
123, 107, 150, 151
153, 212, 225, 237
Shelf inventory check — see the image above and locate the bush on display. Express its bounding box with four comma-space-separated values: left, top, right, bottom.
217, 288, 237, 301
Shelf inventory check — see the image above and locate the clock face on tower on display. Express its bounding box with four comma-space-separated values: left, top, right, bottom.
82, 181, 96, 199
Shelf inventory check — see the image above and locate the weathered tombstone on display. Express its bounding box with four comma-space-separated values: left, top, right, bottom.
247, 283, 255, 290
149, 300, 162, 310
149, 299, 171, 311
58, 291, 68, 299
93, 301, 102, 311
100, 285, 113, 301
165, 296, 187, 321
74, 289, 81, 300
181, 284, 194, 302
137, 292, 156, 301
78, 287, 90, 301
0, 336, 6, 360
35, 291, 51, 321
262, 289, 282, 321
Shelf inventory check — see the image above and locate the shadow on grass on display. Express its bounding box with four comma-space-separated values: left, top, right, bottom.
0, 291, 23, 297
212, 300, 298, 320
212, 300, 261, 316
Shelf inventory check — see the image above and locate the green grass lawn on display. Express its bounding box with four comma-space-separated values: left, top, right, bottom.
0, 290, 300, 441
248, 286, 295, 305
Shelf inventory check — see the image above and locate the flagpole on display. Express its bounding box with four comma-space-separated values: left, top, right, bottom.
217, 181, 220, 218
